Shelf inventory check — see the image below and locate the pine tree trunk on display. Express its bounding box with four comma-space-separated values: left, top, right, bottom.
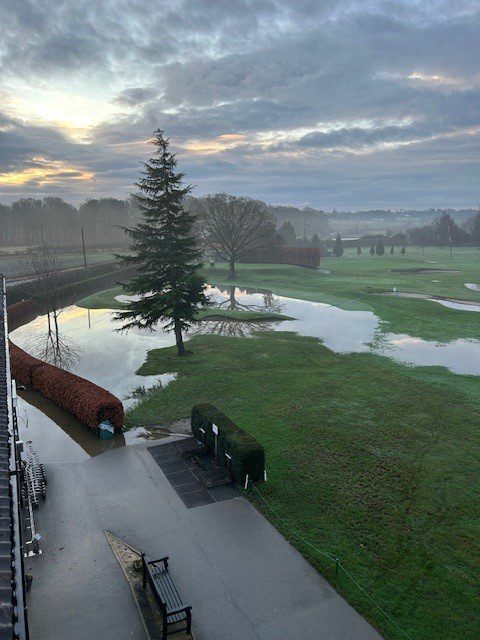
229, 257, 236, 279
174, 319, 186, 356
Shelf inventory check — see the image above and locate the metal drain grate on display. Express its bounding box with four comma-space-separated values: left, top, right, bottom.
148, 439, 241, 508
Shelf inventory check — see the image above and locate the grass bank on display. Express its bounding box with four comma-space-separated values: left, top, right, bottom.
127, 331, 480, 640
76, 286, 291, 322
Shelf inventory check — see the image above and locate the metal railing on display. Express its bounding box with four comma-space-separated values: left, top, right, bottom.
3, 275, 30, 639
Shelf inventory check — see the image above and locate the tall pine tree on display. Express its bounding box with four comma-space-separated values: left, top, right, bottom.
375, 238, 385, 255
115, 130, 209, 355
333, 233, 344, 257
279, 220, 297, 246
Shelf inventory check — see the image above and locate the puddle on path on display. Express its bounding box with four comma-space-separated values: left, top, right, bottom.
432, 299, 480, 313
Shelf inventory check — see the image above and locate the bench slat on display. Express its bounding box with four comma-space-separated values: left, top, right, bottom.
154, 569, 183, 609
152, 568, 184, 610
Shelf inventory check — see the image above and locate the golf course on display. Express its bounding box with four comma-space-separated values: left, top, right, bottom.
77, 246, 480, 640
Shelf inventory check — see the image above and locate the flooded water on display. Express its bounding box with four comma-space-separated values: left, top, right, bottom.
11, 305, 177, 461
465, 283, 480, 292
432, 299, 480, 313
382, 290, 480, 312
11, 283, 480, 461
202, 286, 480, 374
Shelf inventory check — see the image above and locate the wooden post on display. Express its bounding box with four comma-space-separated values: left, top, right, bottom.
141, 553, 147, 589
81, 227, 87, 268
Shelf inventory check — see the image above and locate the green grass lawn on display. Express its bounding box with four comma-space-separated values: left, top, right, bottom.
77, 247, 480, 342
75, 251, 480, 637
127, 331, 480, 640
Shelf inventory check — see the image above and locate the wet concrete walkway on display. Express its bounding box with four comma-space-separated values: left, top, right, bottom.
27, 444, 383, 640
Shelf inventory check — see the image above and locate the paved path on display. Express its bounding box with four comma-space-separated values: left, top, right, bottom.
28, 444, 383, 640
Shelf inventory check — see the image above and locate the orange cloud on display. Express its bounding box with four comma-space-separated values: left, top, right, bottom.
0, 159, 94, 186
183, 133, 248, 154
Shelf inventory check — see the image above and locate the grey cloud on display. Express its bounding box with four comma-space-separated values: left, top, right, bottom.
112, 86, 158, 107
0, 0, 479, 208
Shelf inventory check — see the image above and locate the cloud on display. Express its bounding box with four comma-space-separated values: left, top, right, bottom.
0, 0, 479, 207
112, 86, 158, 107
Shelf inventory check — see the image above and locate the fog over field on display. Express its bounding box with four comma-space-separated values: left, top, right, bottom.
1, 0, 479, 209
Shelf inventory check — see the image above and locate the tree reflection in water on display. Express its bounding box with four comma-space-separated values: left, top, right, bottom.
214, 285, 285, 315
193, 285, 285, 337
193, 317, 279, 338
24, 308, 83, 371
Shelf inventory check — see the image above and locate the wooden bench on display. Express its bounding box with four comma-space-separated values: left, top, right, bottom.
141, 554, 192, 639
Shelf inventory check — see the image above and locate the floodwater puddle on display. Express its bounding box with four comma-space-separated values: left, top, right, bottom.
205, 286, 480, 374
11, 306, 178, 461
11, 283, 480, 460
465, 283, 480, 292
432, 299, 480, 313
381, 290, 480, 311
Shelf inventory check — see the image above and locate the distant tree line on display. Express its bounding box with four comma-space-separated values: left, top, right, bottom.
409, 211, 480, 254
329, 207, 478, 222
0, 197, 139, 247
267, 205, 330, 236
278, 221, 323, 251
2, 193, 478, 258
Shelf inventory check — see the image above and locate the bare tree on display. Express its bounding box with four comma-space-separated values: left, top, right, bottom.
196, 193, 276, 279
433, 212, 460, 256
19, 244, 67, 342
25, 327, 83, 371
215, 286, 284, 315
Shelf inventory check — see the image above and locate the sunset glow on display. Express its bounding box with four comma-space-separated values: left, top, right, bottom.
0, 160, 94, 186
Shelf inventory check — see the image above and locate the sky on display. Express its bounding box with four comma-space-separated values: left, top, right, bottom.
0, 0, 479, 210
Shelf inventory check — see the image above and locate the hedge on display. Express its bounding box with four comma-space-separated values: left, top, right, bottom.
9, 340, 124, 432
6, 263, 138, 306
245, 246, 320, 268
9, 341, 45, 386
6, 299, 38, 326
280, 246, 321, 268
191, 403, 265, 483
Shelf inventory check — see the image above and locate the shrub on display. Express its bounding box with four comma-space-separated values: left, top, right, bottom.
245, 246, 320, 268
376, 238, 385, 255
332, 234, 344, 257
191, 403, 265, 483
9, 341, 44, 385
7, 300, 37, 326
